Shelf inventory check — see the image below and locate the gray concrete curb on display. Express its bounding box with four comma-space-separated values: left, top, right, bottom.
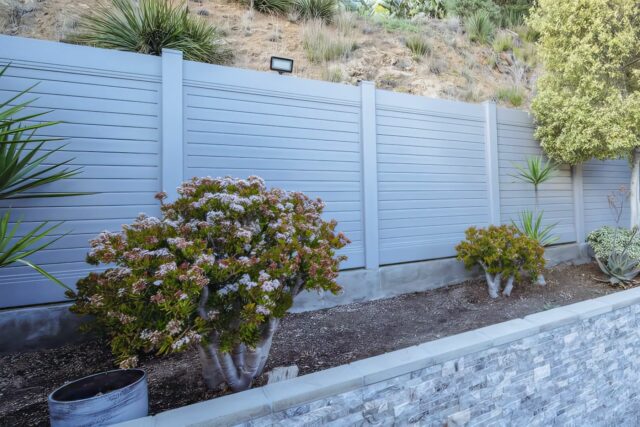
115, 281, 640, 427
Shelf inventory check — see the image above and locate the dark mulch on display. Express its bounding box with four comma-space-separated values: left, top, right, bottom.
0, 262, 620, 426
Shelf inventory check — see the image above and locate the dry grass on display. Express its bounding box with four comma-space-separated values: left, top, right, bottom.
302, 19, 355, 63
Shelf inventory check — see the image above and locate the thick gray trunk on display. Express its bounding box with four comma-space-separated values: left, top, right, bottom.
502, 275, 515, 296
631, 148, 640, 228
197, 286, 282, 392
484, 270, 501, 299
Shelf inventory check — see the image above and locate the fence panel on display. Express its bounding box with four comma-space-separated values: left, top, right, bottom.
182, 61, 365, 269
0, 37, 162, 308
496, 108, 576, 244
375, 91, 490, 265
0, 35, 637, 309
583, 159, 632, 233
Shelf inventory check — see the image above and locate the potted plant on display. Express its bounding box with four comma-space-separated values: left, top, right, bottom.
70, 176, 349, 392
48, 369, 148, 427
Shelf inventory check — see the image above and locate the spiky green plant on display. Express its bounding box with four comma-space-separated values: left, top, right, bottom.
0, 64, 88, 288
294, 0, 338, 23
0, 213, 70, 290
512, 210, 559, 247
68, 0, 231, 64
511, 156, 556, 191
253, 0, 294, 15
510, 156, 558, 254
405, 35, 431, 59
465, 10, 495, 44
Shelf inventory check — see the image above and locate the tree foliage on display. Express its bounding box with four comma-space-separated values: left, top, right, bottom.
529, 0, 640, 165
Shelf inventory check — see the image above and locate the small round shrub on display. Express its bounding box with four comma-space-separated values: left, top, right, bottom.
69, 0, 232, 64
456, 224, 545, 297
70, 176, 349, 390
295, 0, 338, 23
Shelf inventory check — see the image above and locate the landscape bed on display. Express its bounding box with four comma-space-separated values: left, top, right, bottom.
0, 261, 623, 426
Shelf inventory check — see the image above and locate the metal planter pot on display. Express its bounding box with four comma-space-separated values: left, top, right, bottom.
48, 369, 148, 427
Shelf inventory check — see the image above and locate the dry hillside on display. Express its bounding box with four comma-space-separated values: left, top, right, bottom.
0, 0, 537, 108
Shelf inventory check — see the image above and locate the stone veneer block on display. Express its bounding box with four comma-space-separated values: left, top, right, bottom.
119, 387, 271, 427
349, 344, 435, 385
562, 299, 612, 320
523, 306, 579, 331
474, 318, 541, 346
417, 330, 494, 363
593, 286, 640, 310
262, 364, 364, 412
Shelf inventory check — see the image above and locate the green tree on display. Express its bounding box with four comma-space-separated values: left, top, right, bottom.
529, 0, 640, 227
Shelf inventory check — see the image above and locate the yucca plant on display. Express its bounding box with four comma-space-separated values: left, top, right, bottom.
0, 64, 88, 289
253, 0, 294, 14
511, 155, 558, 285
512, 210, 558, 247
0, 213, 70, 290
68, 0, 232, 64
295, 0, 338, 23
465, 10, 495, 44
512, 156, 555, 191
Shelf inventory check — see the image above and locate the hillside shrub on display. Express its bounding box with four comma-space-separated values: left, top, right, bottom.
465, 10, 495, 44
496, 85, 525, 106
70, 176, 349, 391
377, 0, 446, 19
446, 0, 500, 23
302, 20, 355, 62
492, 32, 513, 52
69, 0, 231, 64
294, 0, 338, 23
456, 225, 544, 298
405, 35, 431, 59
253, 0, 294, 14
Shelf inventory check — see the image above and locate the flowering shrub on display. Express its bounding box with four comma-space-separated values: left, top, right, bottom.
70, 176, 349, 391
455, 225, 544, 298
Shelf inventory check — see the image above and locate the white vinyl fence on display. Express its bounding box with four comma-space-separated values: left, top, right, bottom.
0, 35, 630, 308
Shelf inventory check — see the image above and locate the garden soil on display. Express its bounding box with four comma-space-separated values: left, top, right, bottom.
0, 262, 621, 426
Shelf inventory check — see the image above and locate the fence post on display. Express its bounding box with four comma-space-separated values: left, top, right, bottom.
360, 81, 380, 269
483, 101, 501, 225
572, 164, 585, 243
160, 48, 184, 201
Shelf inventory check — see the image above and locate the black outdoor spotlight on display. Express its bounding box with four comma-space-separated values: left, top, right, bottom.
270, 56, 294, 74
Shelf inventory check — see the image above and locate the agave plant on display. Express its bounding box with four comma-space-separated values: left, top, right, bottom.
0, 64, 88, 288
68, 0, 232, 64
594, 228, 640, 287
